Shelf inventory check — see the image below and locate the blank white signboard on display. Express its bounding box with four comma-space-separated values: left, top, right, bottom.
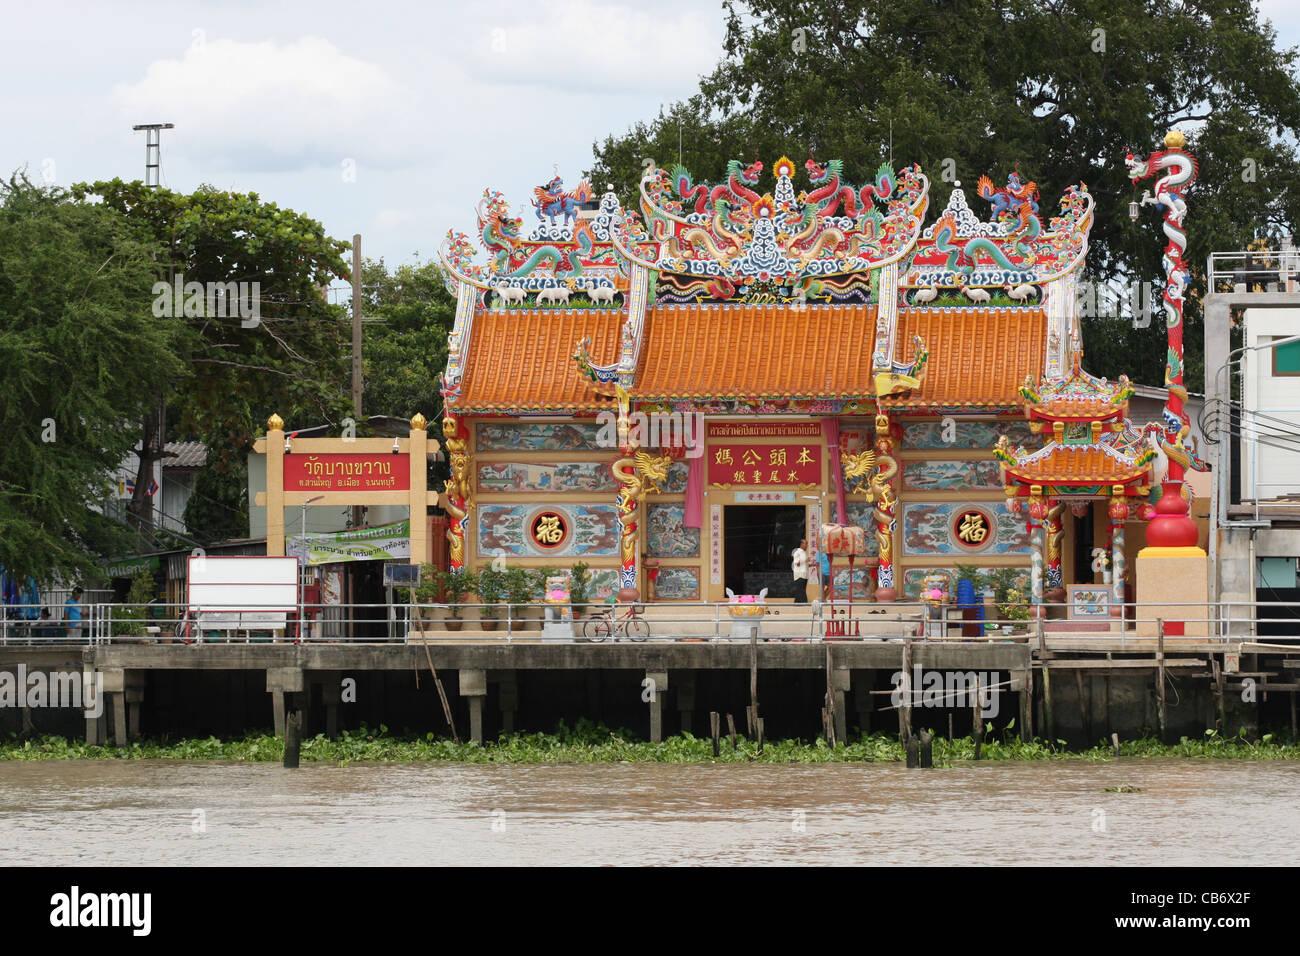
188, 556, 299, 612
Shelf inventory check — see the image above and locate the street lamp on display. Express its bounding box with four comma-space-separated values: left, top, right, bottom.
300, 495, 325, 537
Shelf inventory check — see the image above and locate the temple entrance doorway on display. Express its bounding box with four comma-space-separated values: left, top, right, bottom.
723, 505, 806, 599
1072, 502, 1096, 584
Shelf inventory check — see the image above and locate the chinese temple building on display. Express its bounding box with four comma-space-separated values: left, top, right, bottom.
436, 153, 1173, 612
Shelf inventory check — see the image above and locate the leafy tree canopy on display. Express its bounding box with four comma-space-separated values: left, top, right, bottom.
0, 173, 182, 581
359, 257, 455, 423
71, 179, 355, 545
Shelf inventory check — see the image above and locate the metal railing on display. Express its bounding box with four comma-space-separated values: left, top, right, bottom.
1207, 248, 1300, 294
3, 599, 1298, 646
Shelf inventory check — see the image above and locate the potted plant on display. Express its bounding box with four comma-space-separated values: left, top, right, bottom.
502, 566, 546, 631
113, 569, 155, 640
444, 567, 478, 631
475, 564, 505, 630
997, 587, 1032, 634
568, 561, 592, 619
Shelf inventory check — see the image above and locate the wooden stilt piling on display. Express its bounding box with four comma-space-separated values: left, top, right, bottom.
1111, 731, 1120, 758
919, 729, 933, 768
710, 711, 720, 757
824, 644, 837, 748
899, 638, 913, 748
726, 713, 737, 750
1075, 669, 1090, 744
1156, 619, 1167, 744
972, 701, 984, 760
1212, 658, 1226, 733
283, 711, 302, 768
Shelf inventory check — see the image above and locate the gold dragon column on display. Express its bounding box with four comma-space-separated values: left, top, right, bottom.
872, 413, 902, 602
441, 413, 472, 571
612, 385, 642, 601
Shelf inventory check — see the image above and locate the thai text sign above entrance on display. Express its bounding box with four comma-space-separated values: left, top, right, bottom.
284, 454, 410, 492
708, 443, 821, 486
707, 422, 821, 438
287, 520, 411, 565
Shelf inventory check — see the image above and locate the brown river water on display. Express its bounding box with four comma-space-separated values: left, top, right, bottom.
1, 759, 1297, 865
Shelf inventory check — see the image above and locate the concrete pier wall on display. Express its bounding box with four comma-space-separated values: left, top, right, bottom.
0, 641, 1286, 745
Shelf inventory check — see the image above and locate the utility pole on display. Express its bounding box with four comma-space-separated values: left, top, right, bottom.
350, 235, 364, 536
132, 123, 174, 188
126, 123, 174, 536
352, 234, 363, 417
342, 236, 365, 627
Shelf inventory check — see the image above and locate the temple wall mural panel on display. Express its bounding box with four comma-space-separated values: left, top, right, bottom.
830, 567, 873, 599
476, 422, 605, 452
645, 502, 699, 558
902, 421, 1035, 450
476, 460, 615, 493
901, 502, 1031, 556
662, 460, 689, 494
476, 503, 621, 557
844, 502, 881, 556
652, 566, 700, 601
901, 459, 1003, 492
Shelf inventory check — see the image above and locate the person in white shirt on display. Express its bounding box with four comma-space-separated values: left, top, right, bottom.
790, 538, 809, 603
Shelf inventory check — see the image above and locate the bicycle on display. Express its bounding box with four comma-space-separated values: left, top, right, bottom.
581, 602, 650, 642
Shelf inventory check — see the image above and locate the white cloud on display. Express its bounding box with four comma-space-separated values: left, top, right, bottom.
452, 0, 721, 95
112, 36, 427, 172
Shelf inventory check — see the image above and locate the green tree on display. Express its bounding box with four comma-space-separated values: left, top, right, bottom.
588, 0, 1300, 388
71, 179, 354, 539
0, 173, 183, 581
359, 257, 456, 421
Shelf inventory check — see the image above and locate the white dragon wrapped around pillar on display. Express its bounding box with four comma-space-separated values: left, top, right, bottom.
1125, 131, 1209, 539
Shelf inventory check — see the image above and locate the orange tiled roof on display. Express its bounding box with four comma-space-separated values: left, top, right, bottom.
632, 303, 879, 400
1004, 443, 1151, 485
457, 309, 623, 411
1032, 397, 1125, 419
883, 307, 1046, 408
455, 303, 1048, 411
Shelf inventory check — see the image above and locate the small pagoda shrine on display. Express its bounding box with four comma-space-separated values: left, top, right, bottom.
995, 355, 1157, 618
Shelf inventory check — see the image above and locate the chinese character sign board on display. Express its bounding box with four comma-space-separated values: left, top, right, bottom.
708, 444, 821, 486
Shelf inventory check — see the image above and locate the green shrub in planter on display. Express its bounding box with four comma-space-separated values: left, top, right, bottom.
476, 565, 506, 622
114, 569, 156, 638
569, 561, 591, 617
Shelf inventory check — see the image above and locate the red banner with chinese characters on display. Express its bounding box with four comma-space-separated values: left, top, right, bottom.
707, 443, 821, 486
284, 454, 410, 492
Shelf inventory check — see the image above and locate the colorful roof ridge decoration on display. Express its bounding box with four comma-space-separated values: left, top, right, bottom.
997, 352, 1155, 498
1020, 353, 1135, 424
438, 183, 640, 297
879, 307, 1046, 409
437, 156, 1098, 414
630, 152, 929, 304
900, 173, 1094, 299
996, 440, 1156, 488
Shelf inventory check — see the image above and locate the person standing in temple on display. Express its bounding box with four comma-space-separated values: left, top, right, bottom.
790, 538, 809, 603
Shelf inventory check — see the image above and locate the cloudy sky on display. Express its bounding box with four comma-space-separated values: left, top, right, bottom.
4, 0, 1297, 292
